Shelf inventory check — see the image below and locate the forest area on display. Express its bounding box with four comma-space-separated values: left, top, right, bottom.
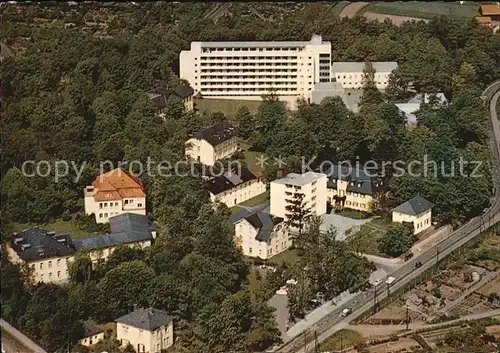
1, 2, 500, 352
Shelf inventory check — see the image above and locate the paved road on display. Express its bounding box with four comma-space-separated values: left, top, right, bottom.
273, 83, 500, 352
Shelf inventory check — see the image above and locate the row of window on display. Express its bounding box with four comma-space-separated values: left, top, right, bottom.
201, 47, 306, 52
36, 258, 69, 270
201, 56, 300, 61
200, 75, 299, 79
99, 201, 119, 209
98, 211, 122, 219
200, 62, 300, 67
38, 270, 67, 281
200, 68, 299, 73
416, 219, 430, 229
347, 192, 367, 198
340, 81, 388, 86
200, 82, 305, 87
346, 201, 367, 209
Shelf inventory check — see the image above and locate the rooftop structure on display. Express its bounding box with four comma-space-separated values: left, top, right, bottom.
207, 166, 259, 195
392, 195, 434, 216
74, 213, 156, 251
480, 4, 500, 16
116, 307, 173, 332
244, 211, 284, 242
322, 164, 383, 196
271, 171, 326, 187
9, 229, 76, 262
194, 123, 236, 147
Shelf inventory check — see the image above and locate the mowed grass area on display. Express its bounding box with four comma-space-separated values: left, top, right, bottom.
318, 329, 364, 351
332, 1, 351, 17
239, 141, 265, 173
13, 218, 98, 239
365, 1, 479, 19
194, 98, 262, 117
268, 248, 299, 266
349, 216, 393, 257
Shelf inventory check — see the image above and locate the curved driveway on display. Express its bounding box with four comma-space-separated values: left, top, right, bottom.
274, 83, 500, 353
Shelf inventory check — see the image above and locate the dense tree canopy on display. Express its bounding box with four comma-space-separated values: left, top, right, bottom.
1, 3, 499, 352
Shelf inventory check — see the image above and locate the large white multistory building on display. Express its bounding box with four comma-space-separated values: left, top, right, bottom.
180, 35, 331, 109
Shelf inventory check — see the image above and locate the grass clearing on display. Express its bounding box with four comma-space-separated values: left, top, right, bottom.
195, 98, 262, 117
365, 1, 479, 19
13, 218, 98, 239
319, 329, 364, 351
239, 140, 265, 173
268, 248, 299, 266
349, 216, 393, 257
336, 208, 373, 220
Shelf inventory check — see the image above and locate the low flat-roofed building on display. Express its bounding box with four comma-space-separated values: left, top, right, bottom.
309, 81, 363, 112
332, 61, 398, 89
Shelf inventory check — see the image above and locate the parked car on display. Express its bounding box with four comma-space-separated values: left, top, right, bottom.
276, 286, 288, 295
339, 307, 352, 318
415, 261, 423, 268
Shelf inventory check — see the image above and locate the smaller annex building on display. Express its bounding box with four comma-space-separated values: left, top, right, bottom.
392, 195, 434, 234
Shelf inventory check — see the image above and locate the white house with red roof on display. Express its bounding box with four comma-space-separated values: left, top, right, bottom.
84, 168, 147, 223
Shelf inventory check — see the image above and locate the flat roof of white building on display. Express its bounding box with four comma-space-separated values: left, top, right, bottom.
332, 61, 398, 73
190, 35, 330, 48
272, 172, 325, 187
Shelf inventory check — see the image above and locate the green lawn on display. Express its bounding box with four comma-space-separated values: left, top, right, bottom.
239, 141, 265, 173
268, 248, 299, 266
348, 216, 393, 257
336, 208, 373, 220
332, 1, 351, 17
365, 1, 479, 19
13, 219, 99, 239
319, 329, 364, 351
195, 98, 262, 117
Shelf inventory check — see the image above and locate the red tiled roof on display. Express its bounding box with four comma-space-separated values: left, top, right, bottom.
480, 4, 500, 16
92, 168, 145, 201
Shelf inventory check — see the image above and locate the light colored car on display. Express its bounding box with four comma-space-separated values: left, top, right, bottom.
386, 276, 396, 285
286, 279, 298, 285
339, 307, 352, 318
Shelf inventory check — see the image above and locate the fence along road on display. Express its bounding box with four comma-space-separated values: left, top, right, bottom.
273, 81, 500, 353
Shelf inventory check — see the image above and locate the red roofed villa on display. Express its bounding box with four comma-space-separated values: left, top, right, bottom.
84, 168, 146, 223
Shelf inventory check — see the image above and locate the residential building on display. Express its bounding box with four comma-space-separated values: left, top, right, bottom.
7, 213, 156, 283
331, 62, 398, 89
233, 210, 290, 259
270, 172, 327, 223
323, 165, 383, 212
477, 5, 500, 33
84, 168, 146, 224
185, 122, 237, 166
79, 322, 104, 347
116, 307, 174, 353
148, 85, 195, 116
207, 166, 266, 207
392, 195, 434, 234
7, 229, 77, 284
73, 213, 156, 267
180, 35, 331, 109
309, 81, 363, 112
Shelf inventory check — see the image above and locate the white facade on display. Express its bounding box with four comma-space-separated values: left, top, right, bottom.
185, 135, 237, 166
117, 320, 174, 353
392, 209, 432, 234
7, 247, 73, 284
180, 35, 331, 109
332, 62, 398, 89
80, 331, 104, 347
84, 193, 147, 224
211, 178, 266, 207
270, 172, 327, 222
234, 217, 290, 260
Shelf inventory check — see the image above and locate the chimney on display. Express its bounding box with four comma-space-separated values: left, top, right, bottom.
276, 168, 285, 179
